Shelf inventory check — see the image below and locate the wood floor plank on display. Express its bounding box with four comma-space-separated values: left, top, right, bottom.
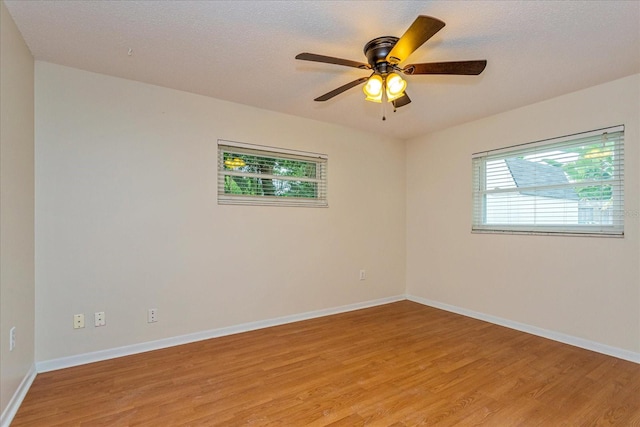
12, 301, 640, 426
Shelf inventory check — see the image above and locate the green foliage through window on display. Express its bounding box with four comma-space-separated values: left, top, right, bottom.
218, 142, 327, 207
223, 152, 318, 198
553, 142, 614, 201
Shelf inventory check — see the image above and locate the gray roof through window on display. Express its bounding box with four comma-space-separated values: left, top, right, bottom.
505, 158, 579, 200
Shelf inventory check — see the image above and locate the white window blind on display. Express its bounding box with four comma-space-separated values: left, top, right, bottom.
218, 140, 328, 207
472, 125, 624, 236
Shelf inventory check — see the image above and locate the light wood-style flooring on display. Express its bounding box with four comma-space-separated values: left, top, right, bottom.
12, 301, 640, 426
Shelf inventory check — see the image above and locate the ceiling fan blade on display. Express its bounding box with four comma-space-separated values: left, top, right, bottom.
296, 53, 371, 69
392, 92, 411, 109
314, 77, 369, 101
386, 16, 445, 64
404, 60, 487, 75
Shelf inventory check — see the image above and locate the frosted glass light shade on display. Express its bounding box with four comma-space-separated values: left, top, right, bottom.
386, 73, 406, 101
363, 75, 383, 102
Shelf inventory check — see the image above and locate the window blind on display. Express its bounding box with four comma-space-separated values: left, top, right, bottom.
472, 125, 624, 236
218, 140, 328, 207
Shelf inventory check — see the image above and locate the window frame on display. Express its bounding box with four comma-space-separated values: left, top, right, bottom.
217, 140, 328, 207
471, 125, 624, 237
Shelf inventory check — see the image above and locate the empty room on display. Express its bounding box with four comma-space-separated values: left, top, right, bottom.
1, 1, 639, 425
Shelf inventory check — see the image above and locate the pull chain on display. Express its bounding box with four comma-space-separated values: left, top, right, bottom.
381, 80, 387, 121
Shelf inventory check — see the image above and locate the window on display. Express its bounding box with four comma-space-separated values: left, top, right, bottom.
218, 140, 327, 207
472, 126, 624, 236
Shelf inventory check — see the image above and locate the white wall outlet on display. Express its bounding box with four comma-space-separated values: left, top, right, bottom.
148, 308, 158, 323
94, 311, 106, 327
359, 269, 366, 280
73, 314, 85, 329
9, 327, 16, 351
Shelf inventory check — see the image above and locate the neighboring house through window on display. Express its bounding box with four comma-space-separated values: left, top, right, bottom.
472, 125, 624, 236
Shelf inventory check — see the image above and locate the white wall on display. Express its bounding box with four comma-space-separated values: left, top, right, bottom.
25, 44, 640, 374
0, 0, 35, 418
406, 74, 640, 354
34, 62, 406, 362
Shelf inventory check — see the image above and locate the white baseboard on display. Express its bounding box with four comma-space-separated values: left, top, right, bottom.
407, 294, 640, 364
0, 363, 37, 427
36, 295, 405, 373
34, 292, 640, 374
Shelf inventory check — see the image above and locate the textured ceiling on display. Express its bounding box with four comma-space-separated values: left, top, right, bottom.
5, 0, 640, 140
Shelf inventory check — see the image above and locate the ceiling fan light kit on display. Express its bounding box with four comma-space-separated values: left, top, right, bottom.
295, 15, 487, 120
362, 73, 407, 104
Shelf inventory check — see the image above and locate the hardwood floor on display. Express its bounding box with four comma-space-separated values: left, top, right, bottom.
12, 301, 640, 426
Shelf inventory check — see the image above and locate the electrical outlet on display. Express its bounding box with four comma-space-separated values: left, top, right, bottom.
359, 269, 366, 280
73, 314, 85, 329
148, 308, 158, 323
9, 327, 16, 351
94, 311, 106, 327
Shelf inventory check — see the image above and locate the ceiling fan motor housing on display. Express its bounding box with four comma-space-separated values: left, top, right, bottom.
364, 36, 399, 74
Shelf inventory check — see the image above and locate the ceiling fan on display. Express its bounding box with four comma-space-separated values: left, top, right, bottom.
295, 15, 487, 116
